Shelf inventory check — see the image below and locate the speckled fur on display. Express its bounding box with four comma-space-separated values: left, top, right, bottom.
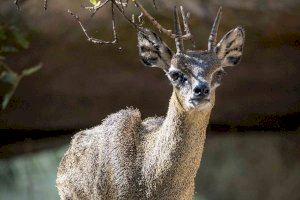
57, 108, 141, 199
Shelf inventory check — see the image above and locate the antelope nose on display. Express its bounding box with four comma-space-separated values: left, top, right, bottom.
193, 83, 210, 97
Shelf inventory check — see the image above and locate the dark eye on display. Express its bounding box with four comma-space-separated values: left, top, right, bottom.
169, 71, 187, 84
169, 71, 181, 81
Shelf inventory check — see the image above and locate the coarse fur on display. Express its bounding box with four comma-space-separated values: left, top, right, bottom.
57, 9, 245, 200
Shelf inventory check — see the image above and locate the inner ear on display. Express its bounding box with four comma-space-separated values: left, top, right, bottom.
215, 27, 245, 67
137, 28, 173, 71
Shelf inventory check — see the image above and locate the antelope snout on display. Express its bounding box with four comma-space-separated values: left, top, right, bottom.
192, 83, 210, 99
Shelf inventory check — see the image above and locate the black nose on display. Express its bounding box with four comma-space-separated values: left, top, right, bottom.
193, 83, 210, 97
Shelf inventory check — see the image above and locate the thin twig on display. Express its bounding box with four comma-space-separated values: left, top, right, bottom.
112, 1, 141, 30
70, 0, 194, 47
111, 2, 118, 43
68, 4, 118, 45
84, 0, 132, 20
138, 12, 144, 25
134, 0, 173, 36
133, 0, 192, 40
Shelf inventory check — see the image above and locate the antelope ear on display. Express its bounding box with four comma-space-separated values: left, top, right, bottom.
137, 28, 173, 71
215, 27, 245, 67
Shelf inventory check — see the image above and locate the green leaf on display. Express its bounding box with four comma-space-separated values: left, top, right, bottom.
90, 0, 100, 6
0, 70, 18, 85
2, 84, 18, 110
2, 89, 13, 109
21, 63, 42, 77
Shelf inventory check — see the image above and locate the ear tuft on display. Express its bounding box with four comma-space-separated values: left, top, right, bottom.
215, 27, 245, 67
137, 28, 173, 70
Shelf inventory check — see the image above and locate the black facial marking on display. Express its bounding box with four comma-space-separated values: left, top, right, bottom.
166, 47, 172, 56
154, 44, 160, 52
225, 50, 230, 56
231, 46, 243, 52
223, 47, 242, 58
147, 56, 158, 64
141, 56, 159, 66
140, 32, 150, 42
140, 46, 152, 53
152, 31, 159, 39
141, 58, 152, 66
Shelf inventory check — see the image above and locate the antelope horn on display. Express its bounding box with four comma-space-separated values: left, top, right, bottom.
208, 7, 222, 51
174, 6, 184, 53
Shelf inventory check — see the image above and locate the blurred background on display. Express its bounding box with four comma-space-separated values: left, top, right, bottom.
0, 0, 299, 199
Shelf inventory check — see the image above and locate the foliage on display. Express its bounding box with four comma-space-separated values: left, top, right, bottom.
90, 0, 101, 6
0, 20, 42, 110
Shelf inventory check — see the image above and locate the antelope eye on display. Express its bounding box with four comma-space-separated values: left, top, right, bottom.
169, 71, 181, 81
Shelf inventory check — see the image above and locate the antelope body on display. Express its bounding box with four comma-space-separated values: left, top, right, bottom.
57, 7, 245, 200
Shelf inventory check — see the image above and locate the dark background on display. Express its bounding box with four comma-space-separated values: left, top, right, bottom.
0, 0, 299, 199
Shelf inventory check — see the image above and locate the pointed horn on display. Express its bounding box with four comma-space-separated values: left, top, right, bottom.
174, 6, 184, 53
208, 7, 222, 51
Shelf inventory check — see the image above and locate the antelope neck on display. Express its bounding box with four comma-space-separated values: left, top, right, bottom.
159, 90, 212, 146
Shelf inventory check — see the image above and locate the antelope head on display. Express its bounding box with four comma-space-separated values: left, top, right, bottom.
137, 7, 245, 111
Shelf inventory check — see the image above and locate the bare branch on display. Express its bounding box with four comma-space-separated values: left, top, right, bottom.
78, 0, 193, 47
84, 0, 140, 30
138, 12, 144, 25
134, 0, 173, 37
67, 0, 195, 48
67, 3, 118, 45
133, 0, 192, 41
112, 1, 141, 30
